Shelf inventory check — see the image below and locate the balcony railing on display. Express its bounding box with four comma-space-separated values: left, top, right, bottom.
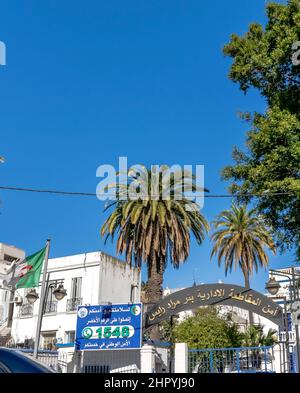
19, 304, 33, 318
44, 301, 58, 314
66, 298, 82, 312
279, 331, 296, 342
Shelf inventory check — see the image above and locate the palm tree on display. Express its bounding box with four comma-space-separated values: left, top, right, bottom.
210, 204, 276, 324
242, 325, 277, 347
241, 325, 277, 369
101, 166, 209, 337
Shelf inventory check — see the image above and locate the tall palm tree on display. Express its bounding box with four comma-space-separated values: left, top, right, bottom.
101, 166, 209, 336
210, 204, 276, 324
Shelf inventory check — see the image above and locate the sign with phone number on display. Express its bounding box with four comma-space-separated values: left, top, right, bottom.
75, 303, 142, 350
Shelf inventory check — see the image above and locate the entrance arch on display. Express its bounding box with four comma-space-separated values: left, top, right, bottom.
144, 283, 284, 329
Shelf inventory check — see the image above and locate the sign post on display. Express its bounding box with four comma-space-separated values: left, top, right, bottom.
75, 303, 142, 351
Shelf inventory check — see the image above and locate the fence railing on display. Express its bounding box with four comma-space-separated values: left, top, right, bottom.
188, 346, 274, 373
280, 331, 296, 342
110, 364, 140, 373
82, 364, 140, 373
18, 304, 33, 318
66, 298, 82, 312
83, 364, 111, 373
44, 301, 58, 314
19, 349, 68, 373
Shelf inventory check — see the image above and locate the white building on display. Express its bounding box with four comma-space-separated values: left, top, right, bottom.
264, 266, 300, 373
5, 250, 140, 351
0, 243, 25, 329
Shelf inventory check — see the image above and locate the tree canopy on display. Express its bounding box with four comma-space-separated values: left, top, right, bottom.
172, 307, 277, 349
173, 307, 243, 349
222, 0, 300, 259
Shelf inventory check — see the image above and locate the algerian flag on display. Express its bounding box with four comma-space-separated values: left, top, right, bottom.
3, 247, 46, 289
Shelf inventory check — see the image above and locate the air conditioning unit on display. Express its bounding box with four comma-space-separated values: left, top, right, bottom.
14, 296, 23, 305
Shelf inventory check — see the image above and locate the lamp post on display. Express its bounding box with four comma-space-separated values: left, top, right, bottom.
266, 268, 300, 373
30, 282, 67, 357
264, 289, 290, 373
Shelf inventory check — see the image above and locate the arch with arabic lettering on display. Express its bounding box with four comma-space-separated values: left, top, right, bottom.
143, 283, 284, 329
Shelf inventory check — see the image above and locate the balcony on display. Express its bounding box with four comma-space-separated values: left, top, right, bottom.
18, 304, 33, 318
66, 298, 82, 312
44, 301, 58, 314
279, 331, 296, 342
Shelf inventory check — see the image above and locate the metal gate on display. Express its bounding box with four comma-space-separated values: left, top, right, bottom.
188, 346, 275, 373
19, 349, 68, 372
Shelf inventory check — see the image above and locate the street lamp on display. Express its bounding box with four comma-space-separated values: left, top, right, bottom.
25, 289, 39, 304
265, 277, 281, 296
53, 284, 67, 301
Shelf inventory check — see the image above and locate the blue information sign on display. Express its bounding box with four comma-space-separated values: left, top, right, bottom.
75, 303, 142, 351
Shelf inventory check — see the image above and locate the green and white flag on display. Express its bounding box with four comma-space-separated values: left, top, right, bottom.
3, 247, 46, 289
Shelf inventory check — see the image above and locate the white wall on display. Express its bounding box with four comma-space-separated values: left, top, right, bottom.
0, 243, 25, 325
98, 253, 140, 304
81, 349, 141, 372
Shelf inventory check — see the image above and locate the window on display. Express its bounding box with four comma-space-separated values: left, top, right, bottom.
44, 280, 63, 314
130, 285, 135, 303
71, 277, 82, 299
3, 254, 17, 263
65, 330, 75, 344
41, 331, 57, 350
66, 277, 82, 312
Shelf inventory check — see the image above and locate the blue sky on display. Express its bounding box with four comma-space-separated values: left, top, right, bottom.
0, 0, 294, 293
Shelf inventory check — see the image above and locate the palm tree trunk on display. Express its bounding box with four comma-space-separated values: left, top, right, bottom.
243, 269, 254, 326
146, 259, 164, 340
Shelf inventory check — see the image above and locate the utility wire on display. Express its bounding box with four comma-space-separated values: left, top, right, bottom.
0, 185, 298, 198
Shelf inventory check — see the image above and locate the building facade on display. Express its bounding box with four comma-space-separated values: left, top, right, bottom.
0, 243, 25, 330
265, 266, 300, 373
8, 250, 140, 350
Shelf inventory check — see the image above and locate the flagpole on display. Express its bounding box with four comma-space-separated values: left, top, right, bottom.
33, 239, 51, 359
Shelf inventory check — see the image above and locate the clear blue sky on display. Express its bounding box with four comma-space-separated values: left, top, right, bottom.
0, 0, 294, 293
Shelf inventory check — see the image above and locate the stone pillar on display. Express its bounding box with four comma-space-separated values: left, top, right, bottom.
140, 344, 156, 373
174, 343, 188, 373
72, 350, 82, 373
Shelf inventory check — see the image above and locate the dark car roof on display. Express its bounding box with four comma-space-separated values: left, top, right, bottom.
0, 348, 55, 373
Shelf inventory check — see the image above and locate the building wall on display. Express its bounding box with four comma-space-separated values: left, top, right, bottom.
81, 349, 141, 372
0, 243, 25, 325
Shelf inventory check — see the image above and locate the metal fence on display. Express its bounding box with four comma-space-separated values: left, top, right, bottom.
82, 364, 140, 373
19, 349, 68, 373
66, 298, 83, 312
188, 346, 274, 373
44, 301, 58, 314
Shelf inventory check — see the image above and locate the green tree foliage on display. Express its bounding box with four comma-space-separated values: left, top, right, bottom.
173, 307, 243, 349
171, 308, 277, 350
222, 0, 300, 259
223, 0, 300, 109
242, 325, 277, 347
